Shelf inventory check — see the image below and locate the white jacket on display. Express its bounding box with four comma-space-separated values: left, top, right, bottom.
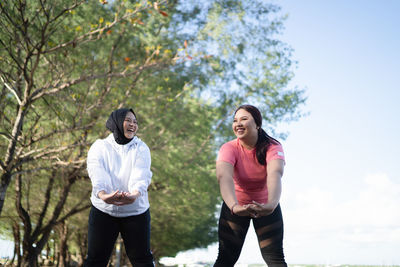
87, 134, 152, 217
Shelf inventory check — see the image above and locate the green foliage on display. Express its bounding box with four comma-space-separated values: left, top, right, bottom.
172, 0, 306, 140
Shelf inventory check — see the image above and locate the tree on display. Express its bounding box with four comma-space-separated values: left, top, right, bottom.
0, 0, 182, 265
0, 0, 176, 216
172, 0, 305, 140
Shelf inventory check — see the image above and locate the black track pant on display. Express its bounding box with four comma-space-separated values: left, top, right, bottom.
214, 202, 287, 267
84, 206, 154, 267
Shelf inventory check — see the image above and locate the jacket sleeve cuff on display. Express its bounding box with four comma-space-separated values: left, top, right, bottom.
93, 185, 109, 199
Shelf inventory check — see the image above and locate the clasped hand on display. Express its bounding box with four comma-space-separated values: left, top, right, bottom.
98, 190, 139, 206
233, 201, 277, 218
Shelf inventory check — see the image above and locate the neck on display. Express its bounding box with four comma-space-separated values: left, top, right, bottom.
239, 136, 258, 150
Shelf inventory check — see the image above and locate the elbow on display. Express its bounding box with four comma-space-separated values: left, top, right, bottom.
271, 166, 284, 179
216, 172, 231, 184
276, 170, 284, 180
216, 173, 224, 183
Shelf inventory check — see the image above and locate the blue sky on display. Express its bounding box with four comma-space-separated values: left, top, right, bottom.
161, 0, 400, 265
2, 0, 400, 265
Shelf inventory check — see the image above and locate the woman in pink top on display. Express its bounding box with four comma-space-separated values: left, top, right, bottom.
214, 104, 287, 267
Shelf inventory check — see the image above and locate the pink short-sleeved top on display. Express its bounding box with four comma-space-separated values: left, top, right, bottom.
217, 138, 285, 205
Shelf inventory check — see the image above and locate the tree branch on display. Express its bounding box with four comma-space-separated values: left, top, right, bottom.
15, 144, 80, 170
31, 170, 55, 242
57, 202, 91, 226
0, 160, 5, 172
30, 60, 172, 101
24, 120, 96, 147
40, 3, 145, 55
47, 0, 86, 27
15, 173, 32, 246
0, 76, 22, 105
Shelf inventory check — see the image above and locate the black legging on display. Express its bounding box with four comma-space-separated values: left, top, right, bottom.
84, 206, 154, 267
214, 202, 287, 267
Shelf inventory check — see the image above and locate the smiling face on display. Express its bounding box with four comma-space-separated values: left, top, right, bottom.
232, 108, 259, 142
123, 111, 138, 139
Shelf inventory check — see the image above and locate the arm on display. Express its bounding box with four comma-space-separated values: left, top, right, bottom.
87, 141, 113, 198
265, 158, 284, 209
216, 161, 251, 216
102, 143, 152, 206
87, 141, 127, 205
249, 159, 284, 216
128, 144, 152, 197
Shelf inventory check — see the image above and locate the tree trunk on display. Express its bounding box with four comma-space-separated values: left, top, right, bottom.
55, 243, 60, 267
77, 232, 87, 267
11, 221, 21, 266
0, 102, 28, 216
46, 241, 51, 264
15, 172, 38, 267
21, 248, 39, 267
0, 172, 12, 216
58, 221, 69, 267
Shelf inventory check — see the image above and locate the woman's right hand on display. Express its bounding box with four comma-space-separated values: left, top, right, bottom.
232, 204, 257, 217
98, 190, 125, 206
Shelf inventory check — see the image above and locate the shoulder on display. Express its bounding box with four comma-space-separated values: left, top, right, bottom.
218, 139, 238, 159
136, 138, 151, 153
266, 141, 285, 162
268, 141, 284, 151
220, 139, 237, 150
89, 138, 106, 151
87, 138, 108, 161
89, 135, 113, 153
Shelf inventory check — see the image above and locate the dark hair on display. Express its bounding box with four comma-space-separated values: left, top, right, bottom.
234, 104, 279, 165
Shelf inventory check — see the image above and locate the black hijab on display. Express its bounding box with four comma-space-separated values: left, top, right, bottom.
106, 108, 136, 145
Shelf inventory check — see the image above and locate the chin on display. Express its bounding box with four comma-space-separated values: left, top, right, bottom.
125, 134, 134, 139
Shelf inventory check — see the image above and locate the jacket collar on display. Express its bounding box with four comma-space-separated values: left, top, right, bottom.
106, 133, 140, 149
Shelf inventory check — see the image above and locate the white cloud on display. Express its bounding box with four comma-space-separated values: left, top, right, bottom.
284, 173, 400, 228
282, 172, 400, 264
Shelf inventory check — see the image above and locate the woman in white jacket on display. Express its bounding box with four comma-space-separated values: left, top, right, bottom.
84, 108, 154, 267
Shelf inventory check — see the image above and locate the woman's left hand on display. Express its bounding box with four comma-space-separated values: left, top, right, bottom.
246, 201, 277, 217
117, 191, 140, 205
